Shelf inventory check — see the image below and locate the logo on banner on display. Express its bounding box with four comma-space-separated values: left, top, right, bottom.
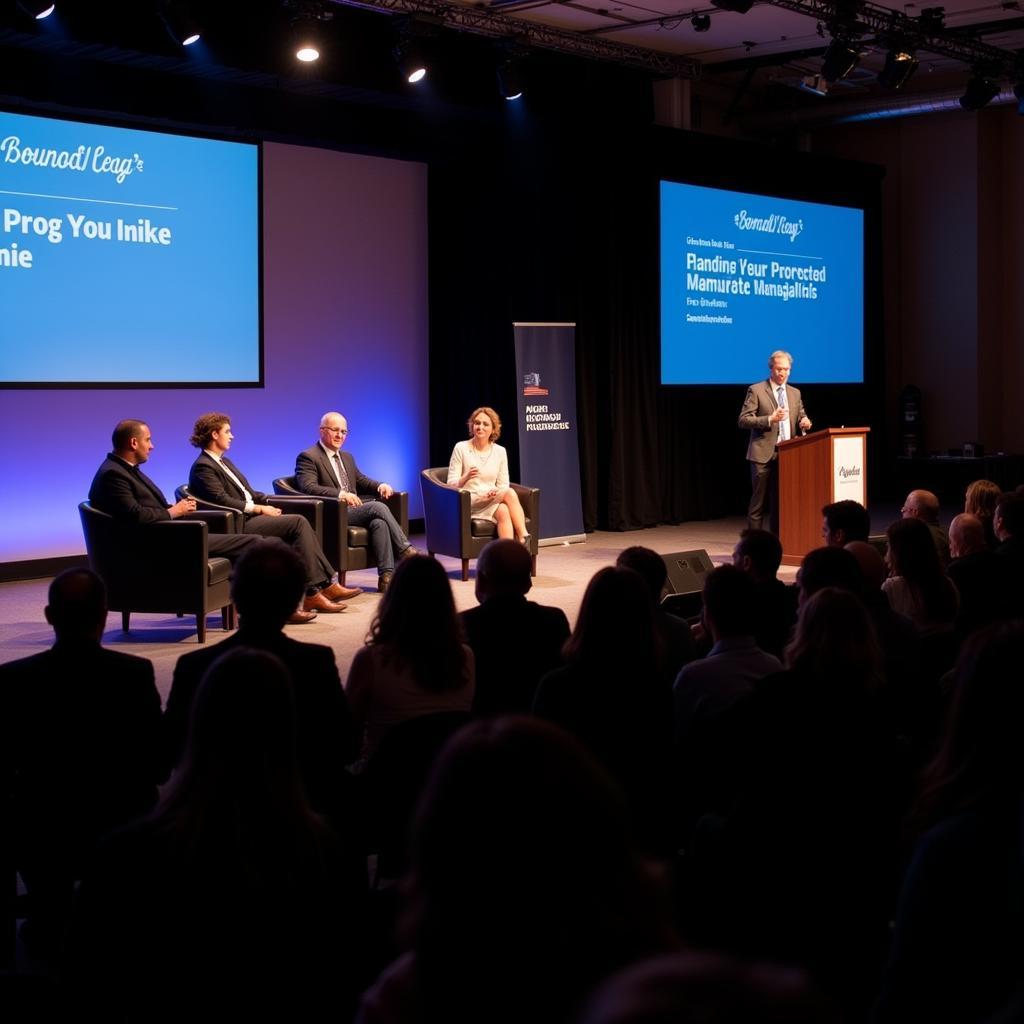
523, 372, 549, 397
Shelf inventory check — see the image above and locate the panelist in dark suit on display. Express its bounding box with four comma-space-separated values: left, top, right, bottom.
737, 350, 811, 534
88, 418, 260, 562
187, 412, 360, 614
294, 411, 416, 592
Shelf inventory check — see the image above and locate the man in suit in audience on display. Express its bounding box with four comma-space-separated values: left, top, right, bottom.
294, 411, 417, 593
738, 350, 812, 533
187, 412, 360, 614
901, 489, 950, 565
164, 540, 358, 820
0, 569, 164, 956
460, 539, 569, 715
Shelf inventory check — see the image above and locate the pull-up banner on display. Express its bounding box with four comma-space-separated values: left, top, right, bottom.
513, 322, 585, 545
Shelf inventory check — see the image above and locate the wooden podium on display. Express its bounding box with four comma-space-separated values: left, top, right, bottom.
777, 427, 870, 566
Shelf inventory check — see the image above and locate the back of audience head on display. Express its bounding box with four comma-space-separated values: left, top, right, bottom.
403, 716, 671, 999
580, 951, 839, 1024
475, 538, 533, 602
796, 546, 862, 606
701, 564, 756, 640
913, 621, 1024, 831
994, 492, 1024, 540
902, 488, 941, 523
159, 647, 317, 849
785, 587, 882, 691
45, 567, 108, 644
948, 513, 986, 559
844, 541, 886, 593
733, 529, 782, 583
821, 500, 870, 546
370, 554, 465, 693
886, 516, 946, 581
616, 547, 669, 605
965, 479, 1000, 520
232, 538, 305, 630
564, 566, 659, 671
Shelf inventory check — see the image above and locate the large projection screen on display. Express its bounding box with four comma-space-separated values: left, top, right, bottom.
0, 109, 260, 386
660, 180, 864, 385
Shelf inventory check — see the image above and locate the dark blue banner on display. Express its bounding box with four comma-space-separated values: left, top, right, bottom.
513, 323, 585, 543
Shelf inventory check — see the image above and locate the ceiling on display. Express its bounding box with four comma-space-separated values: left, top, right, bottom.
1, 0, 1022, 125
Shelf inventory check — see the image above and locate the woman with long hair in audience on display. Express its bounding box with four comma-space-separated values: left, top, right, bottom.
874, 621, 1024, 1023
358, 717, 677, 1024
964, 478, 1001, 548
534, 565, 672, 852
882, 516, 959, 633
346, 555, 474, 760
69, 648, 370, 1021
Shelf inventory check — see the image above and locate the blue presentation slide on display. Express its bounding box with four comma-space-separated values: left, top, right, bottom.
0, 110, 259, 384
660, 180, 864, 385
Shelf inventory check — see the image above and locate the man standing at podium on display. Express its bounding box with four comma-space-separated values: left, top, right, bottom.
738, 350, 812, 534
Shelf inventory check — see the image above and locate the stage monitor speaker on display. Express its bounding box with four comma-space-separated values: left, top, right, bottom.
660, 549, 714, 621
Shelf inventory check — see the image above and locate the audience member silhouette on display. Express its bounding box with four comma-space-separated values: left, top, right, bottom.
357, 717, 676, 1024
346, 555, 474, 761
534, 566, 673, 853
0, 569, 163, 958
874, 622, 1024, 1024
688, 588, 908, 1012
993, 491, 1024, 579
672, 565, 781, 747
821, 499, 871, 546
616, 546, 696, 680
579, 951, 840, 1024
795, 544, 862, 605
70, 647, 370, 1021
964, 478, 1001, 548
164, 539, 358, 818
731, 528, 796, 658
947, 512, 1018, 637
900, 488, 950, 565
882, 517, 959, 634
460, 539, 569, 715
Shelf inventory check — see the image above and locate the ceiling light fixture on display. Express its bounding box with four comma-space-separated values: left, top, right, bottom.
159, 1, 201, 47
959, 72, 1000, 110
877, 46, 918, 90
821, 37, 859, 82
691, 13, 712, 31
18, 0, 55, 18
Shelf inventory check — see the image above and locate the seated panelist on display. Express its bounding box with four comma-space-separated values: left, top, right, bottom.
187, 412, 360, 615
295, 411, 417, 593
447, 406, 529, 545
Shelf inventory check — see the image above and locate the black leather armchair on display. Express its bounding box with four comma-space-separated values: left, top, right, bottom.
273, 476, 409, 585
79, 502, 235, 643
175, 484, 325, 545
419, 467, 539, 581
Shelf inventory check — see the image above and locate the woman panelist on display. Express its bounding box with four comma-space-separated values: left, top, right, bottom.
447, 407, 530, 545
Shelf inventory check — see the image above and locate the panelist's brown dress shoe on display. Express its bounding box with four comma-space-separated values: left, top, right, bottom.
321, 581, 362, 601
377, 572, 393, 593
287, 608, 318, 624
303, 591, 347, 613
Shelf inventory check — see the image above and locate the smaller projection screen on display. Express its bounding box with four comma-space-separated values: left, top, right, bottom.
0, 109, 260, 386
660, 180, 864, 385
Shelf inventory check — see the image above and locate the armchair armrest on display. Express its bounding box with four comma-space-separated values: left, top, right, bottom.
510, 483, 540, 534
420, 470, 472, 555
383, 491, 409, 536
182, 508, 242, 534
265, 495, 324, 537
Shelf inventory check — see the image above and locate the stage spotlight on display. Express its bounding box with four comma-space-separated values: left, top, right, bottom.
821, 37, 859, 82
17, 0, 55, 18
691, 13, 712, 31
959, 73, 1000, 110
497, 59, 523, 100
395, 41, 428, 84
877, 47, 918, 90
159, 1, 200, 47
293, 16, 322, 62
